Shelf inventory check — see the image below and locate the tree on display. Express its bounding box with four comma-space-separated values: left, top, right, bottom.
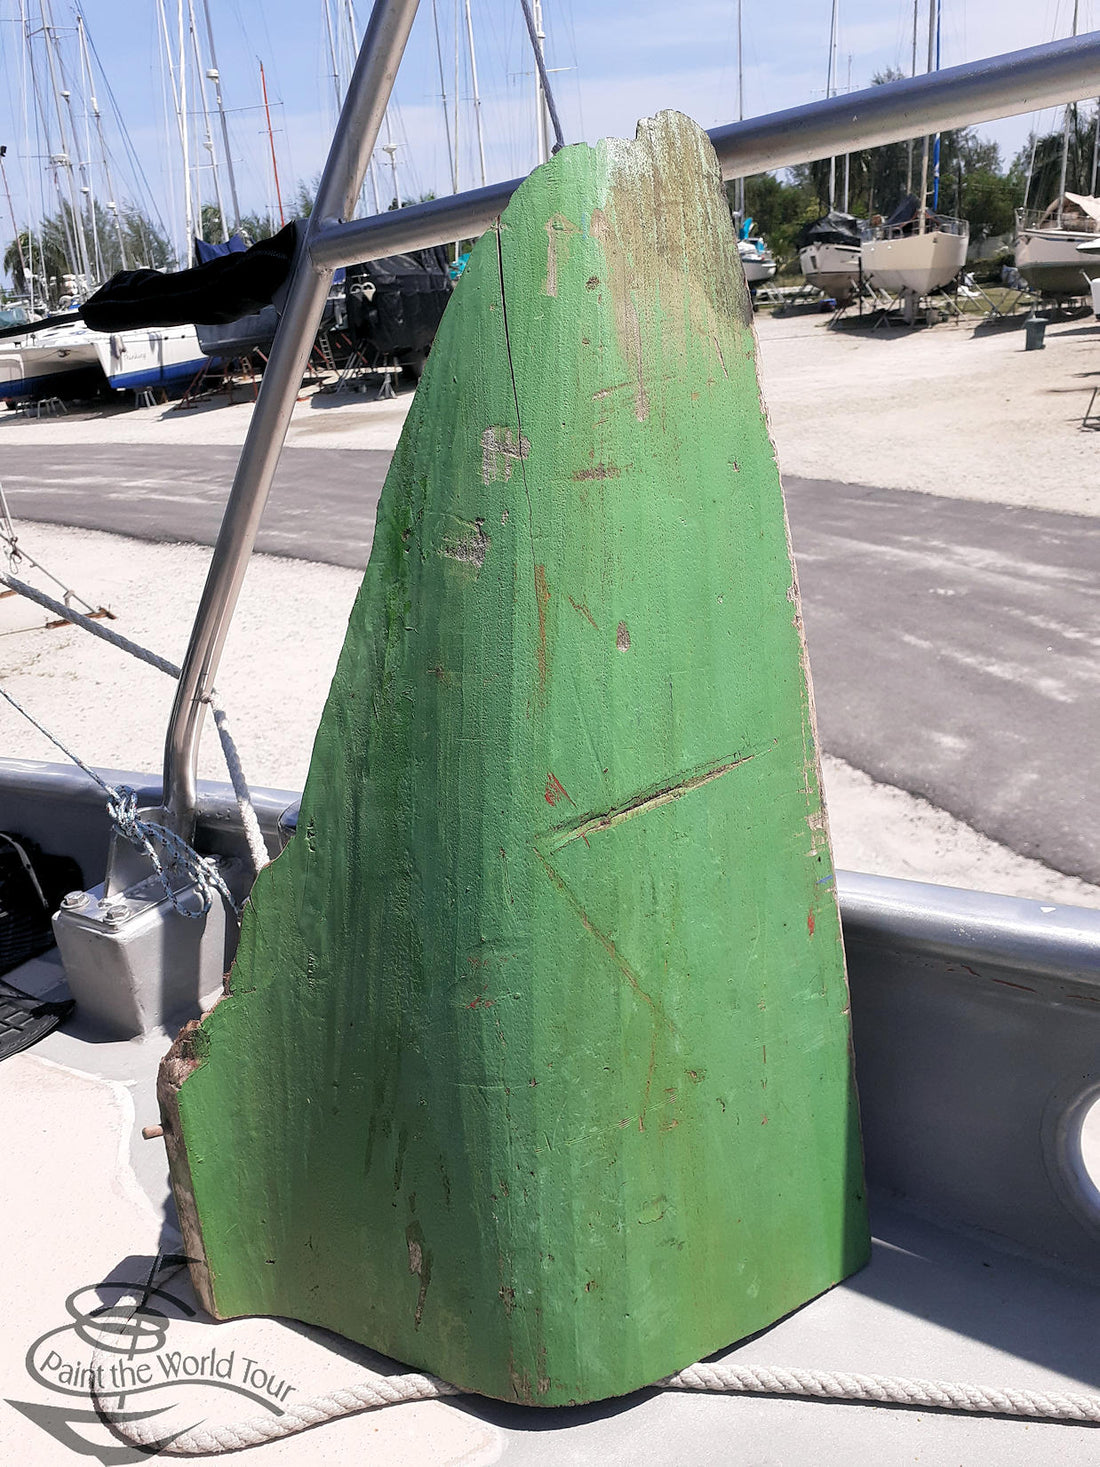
4, 200, 172, 303
1012, 106, 1099, 212
725, 173, 819, 263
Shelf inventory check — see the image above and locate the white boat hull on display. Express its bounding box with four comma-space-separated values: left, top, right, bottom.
738, 240, 777, 286
92, 324, 206, 392
799, 242, 861, 302
0, 322, 103, 401
1015, 229, 1100, 297
860, 229, 968, 295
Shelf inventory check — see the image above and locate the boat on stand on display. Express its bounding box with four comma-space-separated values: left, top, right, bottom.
799, 0, 863, 304
1015, 193, 1100, 298
859, 0, 968, 319
798, 209, 863, 303
0, 316, 104, 404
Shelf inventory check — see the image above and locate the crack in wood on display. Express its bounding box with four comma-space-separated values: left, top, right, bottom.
540, 747, 772, 855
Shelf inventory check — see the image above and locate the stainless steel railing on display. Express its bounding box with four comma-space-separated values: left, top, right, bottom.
162, 20, 1100, 835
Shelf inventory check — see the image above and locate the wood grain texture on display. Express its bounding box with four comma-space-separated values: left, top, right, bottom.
163, 111, 869, 1406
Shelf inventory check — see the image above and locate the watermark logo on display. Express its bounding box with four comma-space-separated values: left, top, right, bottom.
8, 1258, 297, 1461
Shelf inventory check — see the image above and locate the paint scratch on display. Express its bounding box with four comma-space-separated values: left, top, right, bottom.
542, 748, 768, 854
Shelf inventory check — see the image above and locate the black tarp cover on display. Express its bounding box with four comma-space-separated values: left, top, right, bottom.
796, 211, 862, 250
81, 223, 300, 332
345, 246, 452, 358
884, 195, 919, 230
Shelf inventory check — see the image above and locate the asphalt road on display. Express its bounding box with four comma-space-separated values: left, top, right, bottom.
2, 444, 1096, 885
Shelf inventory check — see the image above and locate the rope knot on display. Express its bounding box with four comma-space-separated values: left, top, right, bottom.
106, 783, 237, 920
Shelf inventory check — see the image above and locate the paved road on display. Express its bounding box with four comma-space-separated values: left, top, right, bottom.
0, 443, 391, 567
2, 445, 1096, 884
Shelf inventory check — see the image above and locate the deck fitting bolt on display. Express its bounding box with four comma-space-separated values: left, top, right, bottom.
61, 890, 89, 910
102, 902, 129, 927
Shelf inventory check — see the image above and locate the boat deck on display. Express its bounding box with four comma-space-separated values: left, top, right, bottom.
5, 938, 1099, 1467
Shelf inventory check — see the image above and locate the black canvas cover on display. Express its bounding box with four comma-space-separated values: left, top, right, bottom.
796, 210, 862, 250
81, 223, 300, 332
345, 246, 452, 358
884, 195, 919, 230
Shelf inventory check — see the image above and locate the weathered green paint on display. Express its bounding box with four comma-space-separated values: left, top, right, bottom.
163, 112, 869, 1407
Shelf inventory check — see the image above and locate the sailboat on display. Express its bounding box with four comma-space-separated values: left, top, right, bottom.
798, 1, 863, 302
860, 0, 968, 304
730, 0, 777, 290
798, 210, 863, 302
1014, 3, 1100, 300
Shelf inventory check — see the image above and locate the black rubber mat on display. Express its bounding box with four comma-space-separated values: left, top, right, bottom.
0, 978, 74, 1061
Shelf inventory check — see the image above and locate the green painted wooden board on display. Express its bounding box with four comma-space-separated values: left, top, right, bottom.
161, 111, 869, 1407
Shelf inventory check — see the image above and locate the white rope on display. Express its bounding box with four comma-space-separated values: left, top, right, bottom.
0, 571, 269, 876
91, 1354, 1100, 1456
657, 1361, 1100, 1423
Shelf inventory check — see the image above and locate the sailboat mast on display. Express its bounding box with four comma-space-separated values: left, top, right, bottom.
735, 0, 744, 223
188, 0, 228, 241
464, 0, 487, 186
384, 122, 402, 207
173, 0, 194, 254
0, 149, 29, 296
80, 17, 127, 268
1057, 0, 1079, 227
931, 0, 941, 210
532, 0, 551, 167
75, 15, 103, 283
453, 0, 460, 193
917, 0, 936, 234
850, 53, 856, 212
199, 0, 241, 233
430, 0, 457, 191
322, 0, 342, 114
827, 0, 838, 210
40, 0, 92, 286
259, 60, 285, 226
906, 0, 917, 194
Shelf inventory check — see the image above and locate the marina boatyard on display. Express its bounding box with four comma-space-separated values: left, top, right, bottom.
1, 303, 1097, 904
4, 12, 1100, 1461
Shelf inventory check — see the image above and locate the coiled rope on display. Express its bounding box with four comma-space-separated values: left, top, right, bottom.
93, 1355, 1100, 1456
0, 571, 269, 880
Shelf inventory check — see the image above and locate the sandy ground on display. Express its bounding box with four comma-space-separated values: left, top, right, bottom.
756, 308, 1100, 517
0, 304, 1097, 908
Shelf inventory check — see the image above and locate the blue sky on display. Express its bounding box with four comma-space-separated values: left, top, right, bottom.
1, 0, 1097, 276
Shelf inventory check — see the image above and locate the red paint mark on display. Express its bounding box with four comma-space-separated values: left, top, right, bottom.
807, 909, 815, 936
545, 772, 572, 807
990, 978, 1037, 994
567, 595, 599, 630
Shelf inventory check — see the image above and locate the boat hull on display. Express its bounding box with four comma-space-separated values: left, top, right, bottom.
1015, 229, 1100, 297
861, 228, 967, 295
799, 241, 860, 302
93, 324, 207, 392
0, 325, 103, 401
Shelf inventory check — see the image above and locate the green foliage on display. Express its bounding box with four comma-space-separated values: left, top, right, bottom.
725, 174, 819, 263
4, 200, 173, 304
727, 69, 1081, 258
1012, 106, 1099, 210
